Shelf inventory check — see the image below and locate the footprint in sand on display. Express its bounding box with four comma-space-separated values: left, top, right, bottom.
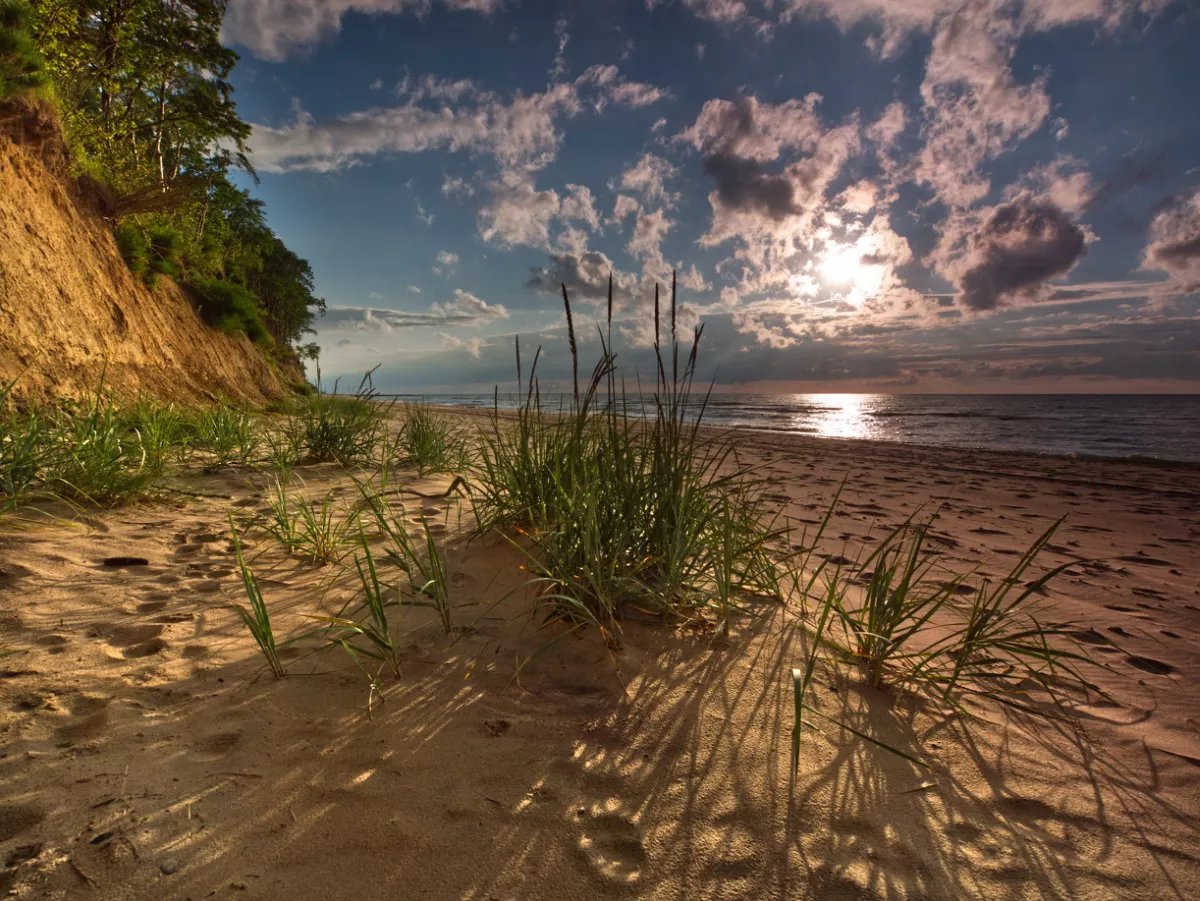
1117, 553, 1176, 568
89, 622, 168, 658
189, 730, 242, 759
181, 644, 209, 659
35, 635, 68, 655
0, 804, 44, 843
136, 601, 168, 614
55, 695, 110, 746
702, 814, 761, 881
575, 804, 646, 885
1125, 655, 1175, 676
997, 794, 1056, 823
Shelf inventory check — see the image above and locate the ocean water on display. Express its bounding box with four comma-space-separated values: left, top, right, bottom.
381, 393, 1200, 465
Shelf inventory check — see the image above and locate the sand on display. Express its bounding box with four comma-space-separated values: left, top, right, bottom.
1, 415, 1198, 900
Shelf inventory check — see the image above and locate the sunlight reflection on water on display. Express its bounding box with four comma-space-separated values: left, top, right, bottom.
383, 392, 1200, 463
805, 394, 875, 441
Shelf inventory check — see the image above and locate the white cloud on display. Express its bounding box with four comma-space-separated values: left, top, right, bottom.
1142, 189, 1200, 297
551, 16, 570, 80
476, 173, 602, 250
248, 66, 664, 176
438, 333, 491, 358
914, 4, 1051, 209
560, 184, 602, 232
320, 298, 503, 332
616, 153, 681, 207
433, 250, 459, 275
628, 207, 674, 277
431, 288, 509, 321
222, 0, 505, 61
478, 172, 568, 248
609, 194, 641, 227
248, 84, 581, 174
647, 0, 752, 25
576, 65, 671, 110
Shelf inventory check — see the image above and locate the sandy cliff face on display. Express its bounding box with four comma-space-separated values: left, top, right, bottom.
0, 126, 290, 406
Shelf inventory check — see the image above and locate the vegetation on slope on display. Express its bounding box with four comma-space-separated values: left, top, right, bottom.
0, 0, 323, 358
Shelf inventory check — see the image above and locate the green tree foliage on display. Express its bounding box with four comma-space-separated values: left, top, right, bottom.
0, 1, 49, 100
189, 278, 270, 345
19, 0, 324, 355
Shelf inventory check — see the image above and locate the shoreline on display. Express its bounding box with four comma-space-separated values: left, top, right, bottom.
419, 400, 1200, 478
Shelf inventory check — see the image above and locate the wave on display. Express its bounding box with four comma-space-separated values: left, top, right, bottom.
865, 411, 1048, 421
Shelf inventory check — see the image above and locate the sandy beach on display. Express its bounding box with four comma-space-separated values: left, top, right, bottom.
2, 412, 1198, 901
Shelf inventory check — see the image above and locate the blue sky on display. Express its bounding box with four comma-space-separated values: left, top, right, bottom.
221, 0, 1200, 393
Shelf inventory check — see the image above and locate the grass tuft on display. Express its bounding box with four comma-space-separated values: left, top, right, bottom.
230, 519, 285, 679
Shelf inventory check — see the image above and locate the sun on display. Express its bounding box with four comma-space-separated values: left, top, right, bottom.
820, 244, 861, 285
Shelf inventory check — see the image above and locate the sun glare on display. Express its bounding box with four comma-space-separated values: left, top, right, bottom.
820, 244, 861, 285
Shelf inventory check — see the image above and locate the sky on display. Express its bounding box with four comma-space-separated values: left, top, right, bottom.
220, 0, 1200, 394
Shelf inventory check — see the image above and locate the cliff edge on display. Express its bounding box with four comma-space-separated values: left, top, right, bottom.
0, 110, 294, 406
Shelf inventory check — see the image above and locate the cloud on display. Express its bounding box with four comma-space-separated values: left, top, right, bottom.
576, 65, 671, 110
438, 333, 492, 358
1142, 189, 1200, 295
433, 250, 459, 275
616, 153, 680, 207
249, 65, 666, 176
679, 94, 824, 162
866, 99, 906, 148
431, 288, 509, 321
647, 0, 752, 25
551, 16, 570, 80
952, 198, 1088, 311
679, 96, 859, 252
1013, 157, 1095, 215
559, 183, 602, 232
416, 201, 435, 225
397, 73, 484, 104
320, 292, 506, 333
915, 5, 1051, 209
609, 194, 641, 227
249, 83, 581, 174
222, 0, 504, 61
527, 250, 637, 305
628, 207, 673, 275
476, 172, 600, 249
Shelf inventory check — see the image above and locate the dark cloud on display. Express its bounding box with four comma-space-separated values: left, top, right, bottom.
527, 250, 636, 303
703, 154, 802, 220
957, 199, 1087, 311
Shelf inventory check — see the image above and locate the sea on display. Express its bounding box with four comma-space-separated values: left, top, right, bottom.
379, 394, 1200, 466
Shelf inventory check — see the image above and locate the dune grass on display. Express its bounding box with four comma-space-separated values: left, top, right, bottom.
194, 405, 261, 472
391, 402, 469, 476
365, 490, 454, 633
788, 511, 1108, 775
472, 276, 786, 640
231, 519, 286, 679
296, 371, 386, 467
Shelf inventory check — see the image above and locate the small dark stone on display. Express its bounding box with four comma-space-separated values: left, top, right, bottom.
89, 830, 114, 846
102, 557, 149, 568
158, 857, 181, 875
